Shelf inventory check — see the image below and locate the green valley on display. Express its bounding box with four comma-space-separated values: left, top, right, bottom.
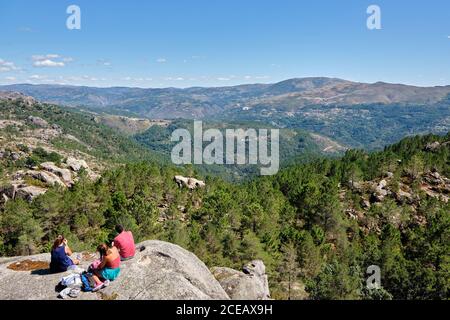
0, 93, 448, 300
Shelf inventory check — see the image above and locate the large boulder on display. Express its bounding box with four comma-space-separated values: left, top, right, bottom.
360, 198, 371, 209
0, 184, 17, 199
27, 116, 48, 128
211, 260, 270, 300
370, 179, 391, 203
26, 170, 65, 187
174, 176, 206, 190
65, 157, 99, 181
100, 240, 228, 300
40, 162, 73, 187
15, 186, 47, 202
347, 180, 363, 193
10, 152, 22, 161
66, 157, 89, 172
425, 141, 441, 152
0, 193, 9, 204
394, 189, 414, 204
0, 240, 229, 300
0, 92, 37, 106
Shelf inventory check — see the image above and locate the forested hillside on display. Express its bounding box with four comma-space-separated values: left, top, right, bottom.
134, 119, 346, 181
0, 93, 165, 178
1, 94, 448, 300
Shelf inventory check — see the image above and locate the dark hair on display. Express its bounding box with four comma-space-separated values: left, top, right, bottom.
97, 243, 109, 257
115, 224, 124, 234
52, 235, 64, 251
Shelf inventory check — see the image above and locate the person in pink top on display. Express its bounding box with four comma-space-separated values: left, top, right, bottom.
113, 224, 136, 261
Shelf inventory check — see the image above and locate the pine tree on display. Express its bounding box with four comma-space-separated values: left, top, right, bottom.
278, 242, 299, 300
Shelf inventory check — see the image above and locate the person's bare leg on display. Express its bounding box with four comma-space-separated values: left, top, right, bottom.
92, 271, 103, 285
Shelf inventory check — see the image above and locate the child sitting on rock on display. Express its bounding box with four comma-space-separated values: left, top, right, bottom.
90, 243, 121, 292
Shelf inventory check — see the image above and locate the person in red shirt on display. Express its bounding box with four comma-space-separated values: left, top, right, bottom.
112, 225, 136, 261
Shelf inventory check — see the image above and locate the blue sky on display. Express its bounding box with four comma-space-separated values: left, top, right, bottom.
0, 0, 449, 88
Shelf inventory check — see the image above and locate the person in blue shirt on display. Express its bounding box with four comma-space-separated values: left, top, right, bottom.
50, 235, 80, 273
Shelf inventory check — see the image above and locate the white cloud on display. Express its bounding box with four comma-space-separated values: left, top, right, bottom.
0, 58, 19, 72
29, 74, 45, 80
32, 54, 71, 68
32, 54, 59, 61
33, 59, 65, 67
27, 74, 56, 83
217, 77, 230, 81
121, 77, 153, 82
5, 76, 16, 81
81, 75, 100, 81
156, 58, 167, 63
164, 77, 184, 81
26, 75, 107, 84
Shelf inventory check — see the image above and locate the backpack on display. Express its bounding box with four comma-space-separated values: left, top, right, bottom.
81, 272, 95, 292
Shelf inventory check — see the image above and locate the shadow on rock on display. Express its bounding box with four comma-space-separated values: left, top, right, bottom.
30, 268, 51, 276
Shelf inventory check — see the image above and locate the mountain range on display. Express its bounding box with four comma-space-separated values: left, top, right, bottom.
1, 77, 450, 149
2, 77, 450, 117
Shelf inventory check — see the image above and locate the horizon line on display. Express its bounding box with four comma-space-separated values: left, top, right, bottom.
0, 76, 449, 90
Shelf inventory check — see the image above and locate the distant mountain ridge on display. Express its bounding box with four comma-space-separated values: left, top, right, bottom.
2, 77, 450, 150
1, 77, 450, 119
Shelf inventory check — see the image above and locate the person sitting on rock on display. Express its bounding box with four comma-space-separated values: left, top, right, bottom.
91, 243, 121, 292
49, 235, 80, 273
112, 224, 135, 261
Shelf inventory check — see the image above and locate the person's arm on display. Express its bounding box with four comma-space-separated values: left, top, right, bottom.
65, 246, 73, 256
64, 240, 73, 256
113, 239, 122, 254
